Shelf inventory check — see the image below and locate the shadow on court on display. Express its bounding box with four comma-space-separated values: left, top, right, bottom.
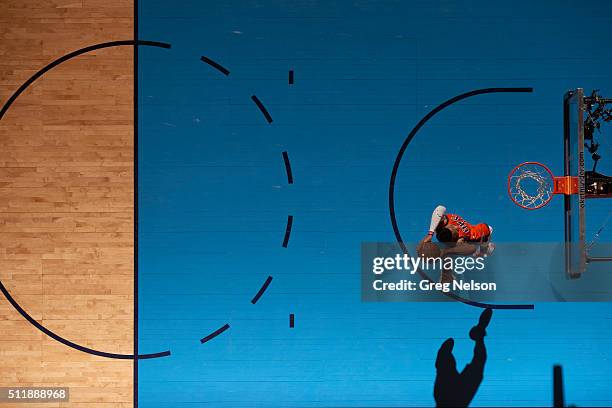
432, 309, 577, 407
434, 308, 492, 407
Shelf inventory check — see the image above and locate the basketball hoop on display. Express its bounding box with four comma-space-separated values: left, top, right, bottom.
507, 90, 612, 278
508, 162, 555, 210
508, 161, 579, 210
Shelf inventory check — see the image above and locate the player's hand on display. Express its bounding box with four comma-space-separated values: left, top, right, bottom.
423, 233, 433, 243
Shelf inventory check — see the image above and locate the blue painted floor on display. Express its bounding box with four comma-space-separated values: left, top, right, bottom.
138, 1, 612, 406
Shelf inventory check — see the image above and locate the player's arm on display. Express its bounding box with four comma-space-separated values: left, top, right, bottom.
472, 223, 492, 242
475, 242, 495, 257
471, 224, 495, 256
423, 205, 446, 242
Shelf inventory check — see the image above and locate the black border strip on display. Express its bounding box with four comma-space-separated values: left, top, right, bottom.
134, 11, 140, 408
288, 70, 294, 85
388, 87, 535, 310
282, 151, 293, 184
282, 215, 293, 248
251, 276, 273, 304
251, 95, 273, 123
200, 56, 230, 76
200, 323, 230, 344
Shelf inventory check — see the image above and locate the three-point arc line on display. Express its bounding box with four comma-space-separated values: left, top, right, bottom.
200, 323, 230, 344
200, 56, 230, 76
251, 95, 273, 123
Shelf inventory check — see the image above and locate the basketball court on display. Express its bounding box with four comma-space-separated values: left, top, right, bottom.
2, 1, 612, 407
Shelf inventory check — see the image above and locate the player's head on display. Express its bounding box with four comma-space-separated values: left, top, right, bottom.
433, 214, 449, 234
436, 225, 457, 242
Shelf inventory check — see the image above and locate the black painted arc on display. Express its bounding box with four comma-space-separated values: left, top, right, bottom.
282, 151, 293, 184
251, 95, 273, 123
0, 281, 170, 359
200, 323, 230, 344
0, 39, 172, 360
282, 215, 294, 248
251, 276, 273, 304
388, 87, 535, 310
0, 40, 170, 121
200, 56, 230, 76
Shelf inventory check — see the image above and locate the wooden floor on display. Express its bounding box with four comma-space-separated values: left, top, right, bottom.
0, 1, 134, 406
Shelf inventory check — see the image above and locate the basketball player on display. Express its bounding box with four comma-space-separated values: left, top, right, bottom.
421, 205, 495, 257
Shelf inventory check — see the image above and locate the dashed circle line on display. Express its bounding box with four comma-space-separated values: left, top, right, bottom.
282, 151, 294, 184
200, 323, 230, 344
195, 59, 296, 344
251, 276, 274, 304
200, 56, 230, 76
282, 215, 294, 248
250, 95, 274, 123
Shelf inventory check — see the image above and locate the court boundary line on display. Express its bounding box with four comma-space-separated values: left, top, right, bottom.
134, 10, 140, 408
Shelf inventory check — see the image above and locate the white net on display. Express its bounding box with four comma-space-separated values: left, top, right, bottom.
509, 163, 554, 209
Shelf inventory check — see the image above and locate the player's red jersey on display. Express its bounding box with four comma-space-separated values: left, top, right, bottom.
443, 214, 491, 242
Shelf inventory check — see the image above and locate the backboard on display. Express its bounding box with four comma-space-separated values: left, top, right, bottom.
563, 89, 586, 279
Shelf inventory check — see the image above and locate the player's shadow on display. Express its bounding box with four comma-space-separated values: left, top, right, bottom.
433, 308, 492, 407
